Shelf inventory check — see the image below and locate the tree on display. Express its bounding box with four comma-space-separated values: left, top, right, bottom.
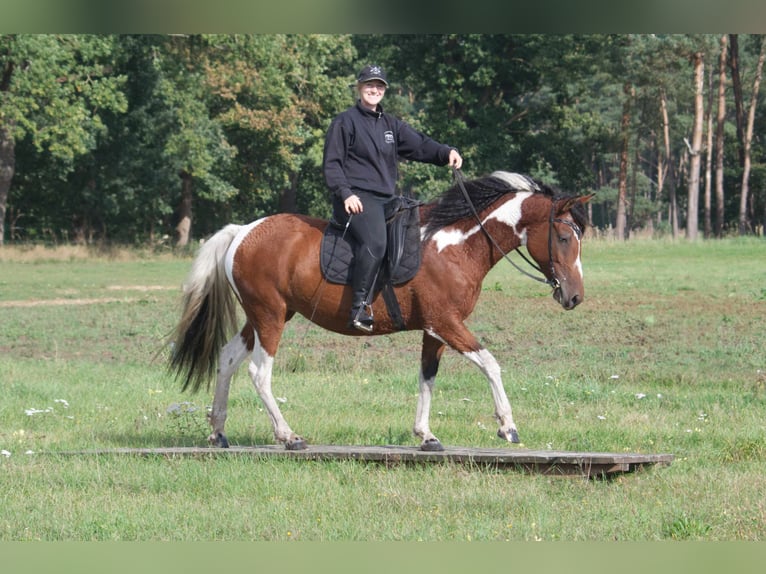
615, 82, 632, 239
660, 88, 680, 237
353, 34, 625, 204
729, 35, 746, 167
155, 35, 237, 247
0, 34, 126, 245
714, 34, 728, 237
202, 34, 355, 224
686, 51, 705, 240
738, 34, 766, 235
3, 34, 764, 244
703, 64, 714, 238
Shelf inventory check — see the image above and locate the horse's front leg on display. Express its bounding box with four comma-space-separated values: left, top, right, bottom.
249, 341, 307, 451
207, 331, 251, 448
414, 332, 447, 451
462, 347, 520, 444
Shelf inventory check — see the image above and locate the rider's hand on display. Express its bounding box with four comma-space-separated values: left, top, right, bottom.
448, 149, 463, 170
344, 194, 363, 214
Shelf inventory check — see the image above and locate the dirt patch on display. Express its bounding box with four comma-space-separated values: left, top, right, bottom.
106, 285, 178, 292
0, 297, 144, 308
0, 285, 177, 308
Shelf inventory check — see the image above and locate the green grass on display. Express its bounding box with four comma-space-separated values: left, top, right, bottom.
0, 238, 765, 540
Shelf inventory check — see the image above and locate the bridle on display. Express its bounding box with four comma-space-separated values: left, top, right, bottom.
546, 202, 583, 290
452, 168, 581, 291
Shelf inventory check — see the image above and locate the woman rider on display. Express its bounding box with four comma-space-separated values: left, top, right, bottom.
323, 64, 462, 332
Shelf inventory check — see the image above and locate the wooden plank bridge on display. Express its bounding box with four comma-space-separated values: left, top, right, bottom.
55, 444, 674, 479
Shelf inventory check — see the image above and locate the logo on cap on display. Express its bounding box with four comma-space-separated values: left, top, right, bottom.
358, 65, 388, 86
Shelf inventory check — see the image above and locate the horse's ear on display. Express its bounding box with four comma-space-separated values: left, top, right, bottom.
556, 194, 594, 215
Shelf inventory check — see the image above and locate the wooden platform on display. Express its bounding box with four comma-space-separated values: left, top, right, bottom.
55, 445, 674, 479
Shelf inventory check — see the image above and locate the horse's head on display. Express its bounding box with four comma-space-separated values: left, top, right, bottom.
423, 172, 594, 311
530, 194, 594, 310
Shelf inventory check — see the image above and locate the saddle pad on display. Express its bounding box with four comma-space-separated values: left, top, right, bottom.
320, 203, 422, 286
320, 224, 356, 285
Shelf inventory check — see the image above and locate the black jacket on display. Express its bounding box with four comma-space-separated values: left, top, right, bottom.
323, 101, 454, 201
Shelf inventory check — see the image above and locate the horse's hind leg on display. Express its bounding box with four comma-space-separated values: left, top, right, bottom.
413, 333, 447, 452
208, 329, 251, 448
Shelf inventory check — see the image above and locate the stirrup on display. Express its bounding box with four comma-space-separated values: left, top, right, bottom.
352, 317, 373, 333
350, 305, 374, 333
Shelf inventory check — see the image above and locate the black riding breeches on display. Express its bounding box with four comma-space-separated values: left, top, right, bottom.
333, 190, 389, 263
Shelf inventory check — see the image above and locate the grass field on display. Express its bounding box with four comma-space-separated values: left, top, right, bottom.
0, 238, 764, 541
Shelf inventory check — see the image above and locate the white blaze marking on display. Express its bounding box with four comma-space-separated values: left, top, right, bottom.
575, 234, 583, 277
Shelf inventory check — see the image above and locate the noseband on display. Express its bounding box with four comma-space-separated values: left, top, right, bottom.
453, 168, 581, 290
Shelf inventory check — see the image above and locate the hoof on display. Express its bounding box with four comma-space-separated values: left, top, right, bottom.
420, 438, 444, 452
209, 432, 230, 448
285, 437, 308, 451
498, 428, 521, 444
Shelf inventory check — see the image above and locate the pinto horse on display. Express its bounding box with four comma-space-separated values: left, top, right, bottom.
168, 171, 592, 452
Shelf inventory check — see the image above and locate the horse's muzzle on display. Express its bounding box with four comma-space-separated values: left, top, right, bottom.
553, 287, 582, 310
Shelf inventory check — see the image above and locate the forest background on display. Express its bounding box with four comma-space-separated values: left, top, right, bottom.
1, 34, 765, 247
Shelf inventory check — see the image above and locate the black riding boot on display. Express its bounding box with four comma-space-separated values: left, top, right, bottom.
350, 248, 381, 333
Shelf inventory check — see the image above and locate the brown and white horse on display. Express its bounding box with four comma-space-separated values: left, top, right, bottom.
168, 171, 592, 451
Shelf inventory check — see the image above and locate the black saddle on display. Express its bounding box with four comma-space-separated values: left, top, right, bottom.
320, 196, 423, 329
320, 196, 422, 285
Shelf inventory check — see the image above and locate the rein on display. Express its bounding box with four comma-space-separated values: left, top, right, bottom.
451, 167, 565, 290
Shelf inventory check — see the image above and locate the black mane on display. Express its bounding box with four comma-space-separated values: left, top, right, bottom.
421, 171, 587, 239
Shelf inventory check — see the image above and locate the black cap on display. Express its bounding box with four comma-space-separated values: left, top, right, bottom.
357, 65, 388, 87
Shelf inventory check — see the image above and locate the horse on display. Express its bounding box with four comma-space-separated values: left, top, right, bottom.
168, 170, 592, 452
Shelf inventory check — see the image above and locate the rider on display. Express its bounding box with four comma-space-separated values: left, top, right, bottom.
323, 64, 463, 332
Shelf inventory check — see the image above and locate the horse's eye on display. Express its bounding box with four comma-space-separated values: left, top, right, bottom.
558, 234, 569, 244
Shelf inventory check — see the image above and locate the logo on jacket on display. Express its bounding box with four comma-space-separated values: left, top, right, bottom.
384, 131, 394, 145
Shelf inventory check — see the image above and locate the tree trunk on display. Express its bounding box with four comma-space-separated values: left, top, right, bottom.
686, 51, 704, 241
615, 82, 632, 240
704, 65, 714, 239
739, 35, 766, 236
729, 34, 746, 168
0, 57, 14, 247
675, 151, 687, 239
175, 170, 193, 248
0, 124, 15, 247
629, 130, 639, 232
715, 34, 728, 237
657, 129, 666, 208
660, 89, 679, 238
656, 137, 666, 233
